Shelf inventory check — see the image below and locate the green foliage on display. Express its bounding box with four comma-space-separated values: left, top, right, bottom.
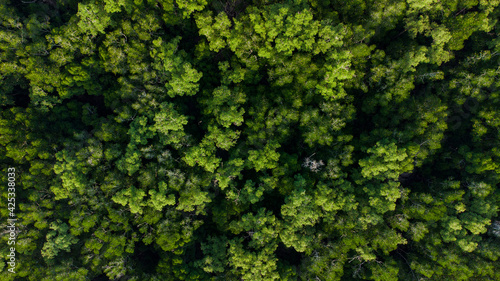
52, 150, 89, 200
148, 181, 176, 211
359, 140, 414, 181
112, 186, 146, 214
201, 86, 246, 127
77, 2, 112, 36
183, 138, 221, 172
150, 37, 203, 97
196, 235, 228, 274
42, 220, 78, 261
1, 0, 499, 279
228, 238, 280, 281
153, 102, 188, 144
248, 142, 281, 172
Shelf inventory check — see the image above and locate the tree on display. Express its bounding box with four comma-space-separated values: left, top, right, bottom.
111, 186, 146, 214
248, 142, 280, 172
41, 220, 78, 261
358, 140, 414, 181
148, 181, 176, 211
2, 0, 500, 279
77, 1, 112, 36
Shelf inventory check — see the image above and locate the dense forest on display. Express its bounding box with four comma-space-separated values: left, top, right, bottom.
0, 0, 499, 280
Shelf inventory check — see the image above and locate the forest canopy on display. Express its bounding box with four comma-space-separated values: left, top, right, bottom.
0, 0, 499, 280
